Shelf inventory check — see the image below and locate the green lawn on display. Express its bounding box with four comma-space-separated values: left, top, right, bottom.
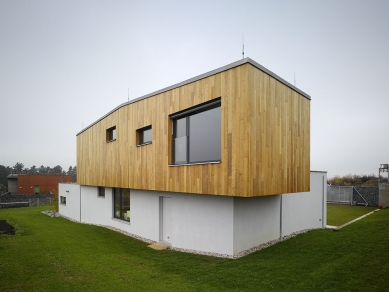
1, 206, 388, 291
327, 204, 377, 226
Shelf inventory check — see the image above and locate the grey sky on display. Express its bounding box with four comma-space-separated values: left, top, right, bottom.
1, 0, 388, 178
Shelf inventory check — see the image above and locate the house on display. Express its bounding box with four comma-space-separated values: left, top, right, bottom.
59, 58, 326, 257
8, 174, 73, 195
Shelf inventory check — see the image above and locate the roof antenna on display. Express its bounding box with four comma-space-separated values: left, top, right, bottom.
128, 88, 129, 101
242, 34, 245, 59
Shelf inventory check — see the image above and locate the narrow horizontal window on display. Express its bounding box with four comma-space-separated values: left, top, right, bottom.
106, 126, 116, 142
137, 125, 152, 146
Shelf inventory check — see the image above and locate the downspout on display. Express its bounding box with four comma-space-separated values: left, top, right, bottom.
322, 175, 325, 228
80, 185, 82, 222
279, 194, 283, 239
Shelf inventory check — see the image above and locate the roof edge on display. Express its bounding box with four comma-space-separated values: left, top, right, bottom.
77, 58, 310, 136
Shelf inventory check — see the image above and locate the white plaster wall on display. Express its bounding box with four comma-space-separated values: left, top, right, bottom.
71, 187, 234, 255
281, 171, 327, 236
80, 186, 114, 225
58, 183, 81, 222
58, 171, 326, 257
171, 192, 234, 255
233, 195, 281, 255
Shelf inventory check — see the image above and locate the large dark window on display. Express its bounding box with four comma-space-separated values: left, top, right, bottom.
114, 188, 130, 221
171, 99, 221, 164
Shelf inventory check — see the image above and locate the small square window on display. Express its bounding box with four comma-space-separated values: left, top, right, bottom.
106, 126, 116, 142
98, 187, 105, 198
60, 196, 66, 205
137, 126, 152, 146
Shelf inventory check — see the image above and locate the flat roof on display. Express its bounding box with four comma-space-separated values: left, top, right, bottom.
77, 57, 310, 136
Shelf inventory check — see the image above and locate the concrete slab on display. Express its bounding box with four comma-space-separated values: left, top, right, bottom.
148, 242, 170, 251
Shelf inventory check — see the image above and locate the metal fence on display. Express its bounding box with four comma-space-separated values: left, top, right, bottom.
327, 186, 353, 204
327, 186, 379, 207
0, 195, 54, 209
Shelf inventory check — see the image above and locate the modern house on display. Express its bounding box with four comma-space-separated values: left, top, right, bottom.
8, 174, 73, 195
59, 58, 326, 257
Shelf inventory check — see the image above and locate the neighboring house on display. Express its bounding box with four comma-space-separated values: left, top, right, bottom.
6, 174, 18, 194
8, 174, 73, 195
59, 58, 327, 257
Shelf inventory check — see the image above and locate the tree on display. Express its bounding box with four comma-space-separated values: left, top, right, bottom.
38, 165, 47, 174
52, 165, 62, 174
67, 166, 73, 175
12, 162, 24, 174
0, 165, 11, 191
30, 165, 37, 174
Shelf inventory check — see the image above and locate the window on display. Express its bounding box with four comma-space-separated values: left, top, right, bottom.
170, 98, 221, 164
60, 196, 66, 205
114, 188, 130, 221
98, 187, 105, 198
137, 125, 152, 145
106, 126, 116, 142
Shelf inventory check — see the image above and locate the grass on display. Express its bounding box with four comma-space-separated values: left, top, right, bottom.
327, 204, 377, 226
1, 206, 388, 291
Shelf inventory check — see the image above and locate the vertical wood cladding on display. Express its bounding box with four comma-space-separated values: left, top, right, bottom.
77, 63, 310, 197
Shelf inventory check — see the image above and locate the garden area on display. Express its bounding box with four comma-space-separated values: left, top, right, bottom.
0, 205, 387, 291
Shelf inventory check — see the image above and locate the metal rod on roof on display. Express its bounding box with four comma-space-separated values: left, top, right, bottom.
242, 35, 244, 59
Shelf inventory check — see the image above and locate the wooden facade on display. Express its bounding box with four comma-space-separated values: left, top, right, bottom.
77, 59, 310, 197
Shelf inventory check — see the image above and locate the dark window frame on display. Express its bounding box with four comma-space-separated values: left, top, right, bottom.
137, 125, 152, 146
113, 188, 130, 222
170, 98, 221, 165
98, 187, 105, 198
106, 126, 116, 142
60, 196, 66, 205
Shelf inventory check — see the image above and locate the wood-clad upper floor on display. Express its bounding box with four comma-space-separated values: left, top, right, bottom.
77, 58, 310, 197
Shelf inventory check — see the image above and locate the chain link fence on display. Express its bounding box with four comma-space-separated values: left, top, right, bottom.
0, 194, 54, 209
327, 186, 378, 207
327, 186, 353, 204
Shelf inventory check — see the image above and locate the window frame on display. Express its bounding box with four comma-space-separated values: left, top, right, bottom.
136, 125, 152, 146
60, 196, 66, 205
170, 98, 221, 165
106, 126, 116, 142
98, 187, 105, 198
113, 188, 130, 222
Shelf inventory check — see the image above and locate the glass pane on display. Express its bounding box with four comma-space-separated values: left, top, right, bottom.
112, 128, 116, 140
174, 136, 187, 163
114, 189, 121, 219
175, 118, 186, 138
142, 128, 152, 143
189, 107, 221, 163
121, 189, 131, 221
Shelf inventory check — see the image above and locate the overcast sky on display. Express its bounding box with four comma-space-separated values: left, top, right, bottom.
1, 0, 388, 178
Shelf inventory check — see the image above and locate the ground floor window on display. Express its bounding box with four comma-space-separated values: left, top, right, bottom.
60, 196, 66, 205
114, 188, 130, 221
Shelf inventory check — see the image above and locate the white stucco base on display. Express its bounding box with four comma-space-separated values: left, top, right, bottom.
59, 171, 326, 257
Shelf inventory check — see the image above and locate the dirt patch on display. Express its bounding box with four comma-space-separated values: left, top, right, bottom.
0, 220, 15, 235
